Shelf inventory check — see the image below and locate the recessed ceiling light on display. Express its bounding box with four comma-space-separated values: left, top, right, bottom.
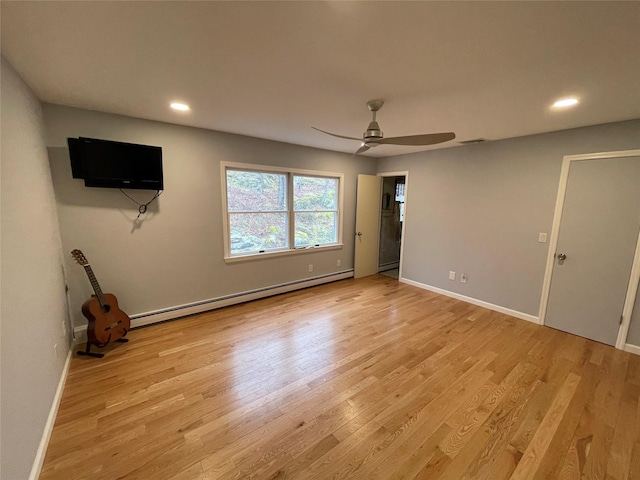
170, 102, 190, 111
552, 98, 579, 108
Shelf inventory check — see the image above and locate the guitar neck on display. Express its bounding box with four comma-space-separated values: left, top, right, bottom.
83, 265, 108, 306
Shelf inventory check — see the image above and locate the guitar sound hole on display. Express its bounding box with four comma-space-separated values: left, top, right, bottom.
103, 304, 111, 313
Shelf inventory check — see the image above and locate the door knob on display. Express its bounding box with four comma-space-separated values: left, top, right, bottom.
557, 253, 567, 260
356, 232, 363, 237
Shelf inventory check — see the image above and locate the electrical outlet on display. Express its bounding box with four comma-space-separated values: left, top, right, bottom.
337, 259, 341, 267
449, 271, 456, 281
461, 274, 468, 283
538, 232, 548, 243
309, 264, 314, 273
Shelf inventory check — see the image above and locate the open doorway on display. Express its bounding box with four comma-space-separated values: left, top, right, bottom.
378, 174, 406, 279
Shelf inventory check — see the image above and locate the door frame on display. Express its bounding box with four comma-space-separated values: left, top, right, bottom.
377, 171, 409, 280
538, 149, 640, 350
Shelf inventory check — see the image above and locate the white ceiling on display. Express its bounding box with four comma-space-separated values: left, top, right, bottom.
2, 1, 639, 157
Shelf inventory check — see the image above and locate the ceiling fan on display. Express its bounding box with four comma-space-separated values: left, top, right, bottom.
312, 99, 456, 155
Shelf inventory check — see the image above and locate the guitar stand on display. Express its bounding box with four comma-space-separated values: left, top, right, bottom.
77, 337, 129, 359
77, 342, 104, 358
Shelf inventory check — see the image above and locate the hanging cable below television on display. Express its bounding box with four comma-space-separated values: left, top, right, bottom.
119, 189, 163, 219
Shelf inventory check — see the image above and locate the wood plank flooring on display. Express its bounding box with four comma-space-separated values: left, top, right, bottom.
40, 275, 640, 479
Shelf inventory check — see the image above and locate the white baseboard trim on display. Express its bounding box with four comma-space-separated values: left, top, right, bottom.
399, 277, 540, 324
74, 270, 354, 343
625, 343, 640, 356
28, 347, 72, 480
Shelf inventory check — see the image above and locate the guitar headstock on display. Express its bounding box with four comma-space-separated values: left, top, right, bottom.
71, 249, 89, 267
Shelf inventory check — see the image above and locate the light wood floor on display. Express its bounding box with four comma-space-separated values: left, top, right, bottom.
40, 275, 640, 480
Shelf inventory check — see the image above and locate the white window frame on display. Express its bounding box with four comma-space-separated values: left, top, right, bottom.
221, 162, 344, 262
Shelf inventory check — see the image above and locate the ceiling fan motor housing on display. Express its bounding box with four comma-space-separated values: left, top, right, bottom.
364, 121, 383, 141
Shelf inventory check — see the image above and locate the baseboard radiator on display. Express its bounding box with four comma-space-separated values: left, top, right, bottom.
74, 269, 354, 343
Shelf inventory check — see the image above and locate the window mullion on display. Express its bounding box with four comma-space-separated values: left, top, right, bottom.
288, 172, 294, 249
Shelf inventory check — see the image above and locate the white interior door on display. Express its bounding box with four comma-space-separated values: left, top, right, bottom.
544, 154, 640, 346
354, 174, 382, 278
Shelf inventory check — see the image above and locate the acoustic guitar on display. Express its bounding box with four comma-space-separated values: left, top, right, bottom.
71, 249, 130, 357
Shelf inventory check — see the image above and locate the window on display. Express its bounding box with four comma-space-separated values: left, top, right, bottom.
293, 175, 339, 247
222, 163, 343, 259
226, 170, 288, 254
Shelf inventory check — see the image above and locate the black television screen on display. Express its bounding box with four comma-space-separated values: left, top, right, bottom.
67, 137, 163, 190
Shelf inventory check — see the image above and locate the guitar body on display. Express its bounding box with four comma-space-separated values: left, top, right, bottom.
81, 293, 131, 346
72, 249, 131, 357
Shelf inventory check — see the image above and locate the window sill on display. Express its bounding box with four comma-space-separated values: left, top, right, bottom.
224, 243, 344, 264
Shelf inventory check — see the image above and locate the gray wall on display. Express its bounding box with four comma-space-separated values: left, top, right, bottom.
378, 120, 640, 322
43, 104, 376, 329
1, 57, 70, 480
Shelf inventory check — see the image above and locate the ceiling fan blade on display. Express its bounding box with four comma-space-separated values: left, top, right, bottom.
311, 127, 361, 141
377, 132, 456, 146
354, 145, 370, 155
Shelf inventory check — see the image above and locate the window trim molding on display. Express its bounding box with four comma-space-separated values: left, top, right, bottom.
221, 161, 344, 262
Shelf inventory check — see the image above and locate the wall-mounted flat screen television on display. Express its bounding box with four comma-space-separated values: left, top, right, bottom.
68, 137, 163, 190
